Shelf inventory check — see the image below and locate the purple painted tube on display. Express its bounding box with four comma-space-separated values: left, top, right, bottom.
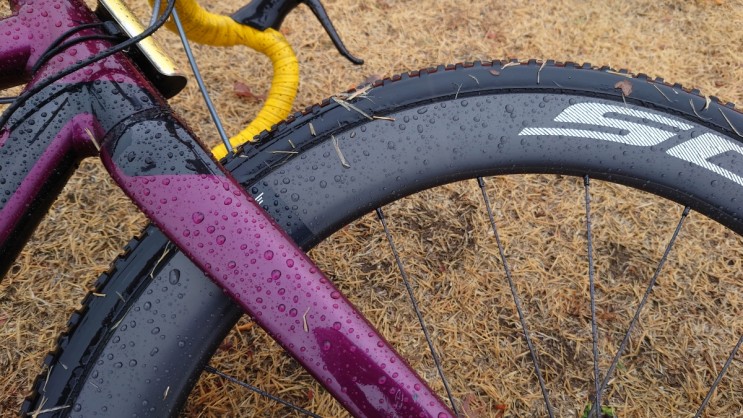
98, 107, 453, 417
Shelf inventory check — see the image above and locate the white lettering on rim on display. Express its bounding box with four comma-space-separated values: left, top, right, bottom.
519, 102, 693, 146
519, 102, 743, 187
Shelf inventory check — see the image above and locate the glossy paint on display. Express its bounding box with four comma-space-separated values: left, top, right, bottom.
0, 1, 452, 416
0, 0, 162, 274
99, 108, 452, 417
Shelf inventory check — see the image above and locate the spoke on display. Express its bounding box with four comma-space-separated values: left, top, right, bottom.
584, 175, 601, 418
694, 335, 743, 417
149, 0, 162, 27
170, 8, 233, 154
204, 366, 321, 418
477, 177, 555, 418
599, 208, 690, 392
375, 208, 460, 416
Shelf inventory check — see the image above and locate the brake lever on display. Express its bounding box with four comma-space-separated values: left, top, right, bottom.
231, 0, 364, 65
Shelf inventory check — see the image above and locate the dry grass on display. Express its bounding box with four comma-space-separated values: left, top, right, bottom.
2, 0, 743, 417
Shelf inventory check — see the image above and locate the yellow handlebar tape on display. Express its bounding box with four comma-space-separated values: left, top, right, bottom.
149, 0, 299, 159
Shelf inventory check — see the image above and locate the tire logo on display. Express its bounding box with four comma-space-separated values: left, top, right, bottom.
519, 102, 743, 187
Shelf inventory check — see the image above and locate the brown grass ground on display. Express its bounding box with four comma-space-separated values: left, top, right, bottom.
2, 0, 743, 417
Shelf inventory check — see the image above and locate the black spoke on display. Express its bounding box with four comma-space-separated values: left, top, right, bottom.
477, 177, 555, 418
204, 366, 321, 418
376, 207, 460, 416
170, 8, 234, 154
694, 335, 743, 418
584, 175, 601, 418
589, 206, 690, 417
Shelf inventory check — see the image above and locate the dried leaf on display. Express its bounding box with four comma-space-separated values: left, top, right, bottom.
494, 403, 507, 418
485, 30, 505, 42
236, 322, 254, 332
614, 79, 633, 96
362, 74, 383, 85
348, 74, 382, 91
461, 393, 485, 418
234, 81, 266, 101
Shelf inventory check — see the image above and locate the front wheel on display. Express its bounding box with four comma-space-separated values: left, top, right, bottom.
25, 60, 743, 417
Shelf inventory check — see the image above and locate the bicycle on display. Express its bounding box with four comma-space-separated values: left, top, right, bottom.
2, 0, 743, 416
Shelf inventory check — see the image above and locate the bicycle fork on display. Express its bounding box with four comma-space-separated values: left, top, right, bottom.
0, 1, 455, 415
97, 102, 455, 418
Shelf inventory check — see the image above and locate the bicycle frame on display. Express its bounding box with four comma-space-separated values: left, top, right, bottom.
0, 0, 453, 416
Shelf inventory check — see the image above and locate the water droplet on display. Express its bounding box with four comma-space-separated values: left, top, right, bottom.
151, 327, 160, 335
278, 304, 286, 312
264, 250, 274, 260
322, 341, 332, 351
333, 322, 341, 330
216, 235, 226, 245
192, 212, 205, 224
169, 269, 180, 284
289, 308, 298, 317
330, 291, 341, 299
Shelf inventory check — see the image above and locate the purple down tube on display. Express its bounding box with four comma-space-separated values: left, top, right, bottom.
98, 109, 454, 417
